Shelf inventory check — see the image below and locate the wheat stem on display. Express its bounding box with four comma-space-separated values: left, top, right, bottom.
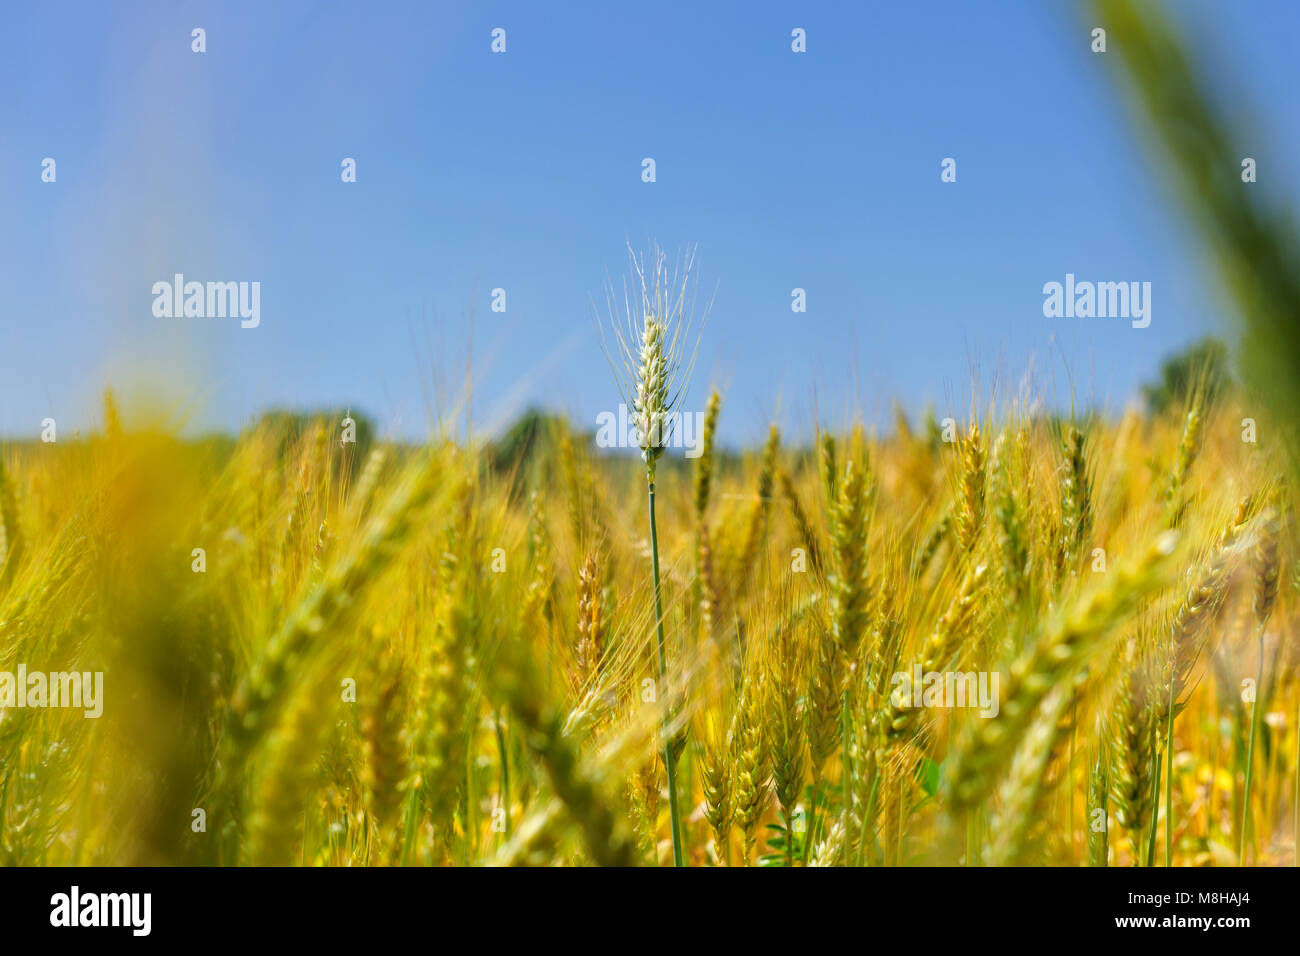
648, 480, 685, 867
1240, 624, 1264, 865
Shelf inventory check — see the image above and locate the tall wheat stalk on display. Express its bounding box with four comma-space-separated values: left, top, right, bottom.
598, 242, 705, 866
1241, 509, 1278, 863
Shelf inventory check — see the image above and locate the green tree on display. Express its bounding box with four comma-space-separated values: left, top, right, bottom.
1140, 337, 1231, 415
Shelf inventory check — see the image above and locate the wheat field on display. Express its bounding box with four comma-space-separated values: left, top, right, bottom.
0, 363, 1294, 867
5, 0, 1300, 875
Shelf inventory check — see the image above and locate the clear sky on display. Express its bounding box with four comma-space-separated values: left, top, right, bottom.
3, 0, 1298, 447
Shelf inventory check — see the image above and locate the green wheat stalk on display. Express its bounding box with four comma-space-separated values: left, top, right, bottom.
598, 242, 706, 866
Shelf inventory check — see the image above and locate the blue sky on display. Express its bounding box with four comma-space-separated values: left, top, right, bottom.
2, 0, 1298, 446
